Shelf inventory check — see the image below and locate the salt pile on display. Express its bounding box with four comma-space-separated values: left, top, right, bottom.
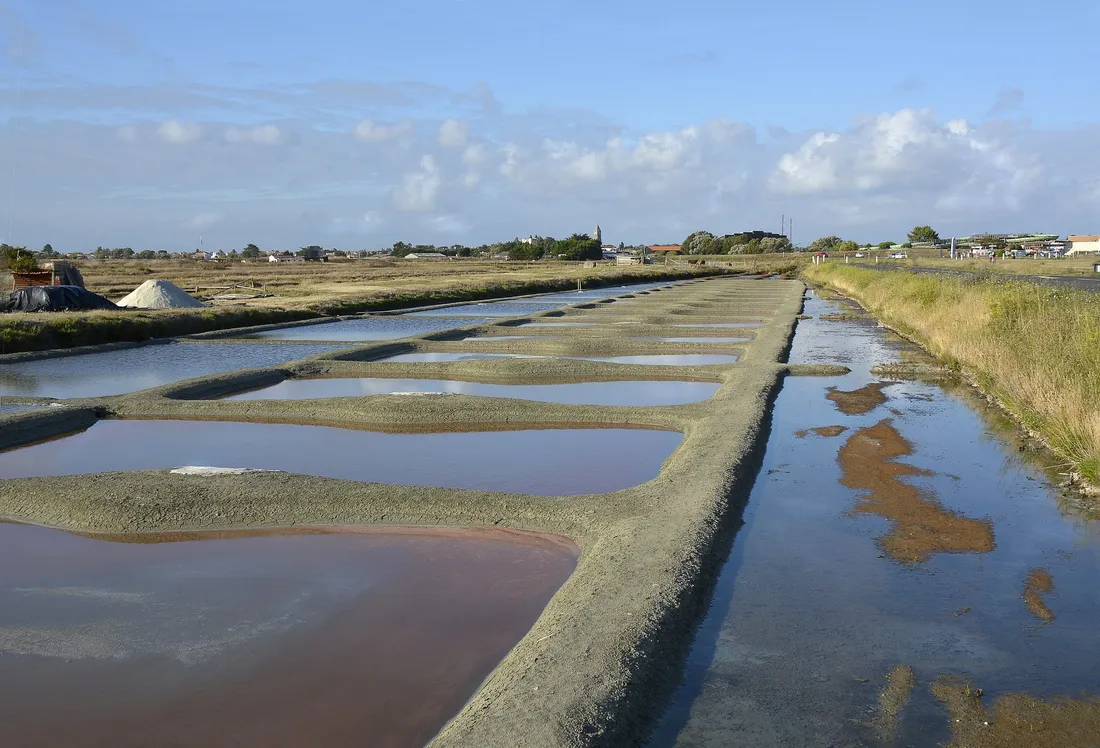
117, 279, 205, 309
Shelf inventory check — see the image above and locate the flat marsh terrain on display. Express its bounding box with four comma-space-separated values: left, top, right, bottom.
805, 263, 1100, 488
0, 259, 768, 354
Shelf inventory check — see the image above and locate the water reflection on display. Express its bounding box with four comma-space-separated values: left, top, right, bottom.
226, 378, 721, 406
0, 420, 682, 495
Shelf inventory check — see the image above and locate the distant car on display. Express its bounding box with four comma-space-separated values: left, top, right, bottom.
889, 252, 908, 259
854, 252, 865, 258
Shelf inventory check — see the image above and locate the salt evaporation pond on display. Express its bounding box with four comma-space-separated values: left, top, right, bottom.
0, 522, 577, 748
569, 354, 739, 366
408, 302, 576, 317
0, 404, 41, 414
634, 337, 751, 344
238, 316, 491, 342
0, 342, 344, 399
226, 377, 722, 406
0, 420, 682, 495
380, 352, 542, 363
676, 322, 763, 329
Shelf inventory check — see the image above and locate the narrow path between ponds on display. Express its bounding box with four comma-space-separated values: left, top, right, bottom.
648, 289, 1100, 747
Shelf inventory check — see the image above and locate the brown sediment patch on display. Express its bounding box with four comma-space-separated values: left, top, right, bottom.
838, 420, 995, 563
794, 425, 848, 439
875, 664, 917, 740
1023, 568, 1055, 622
931, 677, 1100, 748
826, 382, 894, 415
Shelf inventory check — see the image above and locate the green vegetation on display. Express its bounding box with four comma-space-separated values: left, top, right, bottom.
804, 263, 1100, 485
907, 225, 940, 244
681, 231, 792, 255
1, 244, 39, 273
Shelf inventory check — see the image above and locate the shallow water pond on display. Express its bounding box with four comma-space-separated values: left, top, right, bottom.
0, 523, 576, 748
0, 342, 345, 399
0, 420, 682, 495
407, 302, 569, 317
226, 377, 721, 406
675, 322, 763, 329
650, 292, 1100, 747
571, 354, 739, 366
379, 352, 541, 363
238, 316, 489, 342
633, 337, 750, 344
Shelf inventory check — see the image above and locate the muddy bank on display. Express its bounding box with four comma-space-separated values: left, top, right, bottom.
826, 382, 893, 415
932, 677, 1100, 748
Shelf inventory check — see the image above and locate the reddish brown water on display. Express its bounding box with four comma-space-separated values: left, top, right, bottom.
0, 522, 578, 748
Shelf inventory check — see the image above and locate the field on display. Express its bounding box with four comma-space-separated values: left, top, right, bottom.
804, 262, 1100, 487
0, 257, 801, 354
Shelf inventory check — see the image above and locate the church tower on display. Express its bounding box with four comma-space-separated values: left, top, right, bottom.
594, 225, 602, 244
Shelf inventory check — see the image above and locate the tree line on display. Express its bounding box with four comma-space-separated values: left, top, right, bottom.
679, 231, 793, 255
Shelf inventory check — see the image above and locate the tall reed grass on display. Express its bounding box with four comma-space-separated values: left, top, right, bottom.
805, 264, 1100, 484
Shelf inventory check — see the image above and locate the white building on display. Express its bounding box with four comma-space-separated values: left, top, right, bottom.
1065, 235, 1100, 256
269, 254, 305, 263
404, 252, 448, 260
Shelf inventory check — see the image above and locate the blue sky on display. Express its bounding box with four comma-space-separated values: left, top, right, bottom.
1, 0, 1099, 250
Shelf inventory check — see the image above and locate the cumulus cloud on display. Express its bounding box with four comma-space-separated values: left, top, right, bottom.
392, 155, 441, 211
157, 120, 201, 144
438, 119, 469, 148
225, 124, 283, 145
354, 119, 412, 142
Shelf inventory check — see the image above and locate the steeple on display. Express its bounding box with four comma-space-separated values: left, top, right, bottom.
594, 225, 602, 244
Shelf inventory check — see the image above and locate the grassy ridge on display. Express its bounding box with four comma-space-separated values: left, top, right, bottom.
0, 266, 723, 354
804, 263, 1100, 485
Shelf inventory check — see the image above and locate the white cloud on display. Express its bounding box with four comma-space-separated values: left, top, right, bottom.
462, 172, 481, 188
354, 119, 412, 142
225, 124, 283, 145
157, 120, 201, 144
462, 143, 488, 166
116, 125, 136, 141
438, 118, 469, 148
392, 155, 441, 211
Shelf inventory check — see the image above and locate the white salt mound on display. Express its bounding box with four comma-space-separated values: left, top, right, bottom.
117, 279, 205, 309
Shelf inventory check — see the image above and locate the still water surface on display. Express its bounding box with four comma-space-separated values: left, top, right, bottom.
0, 523, 576, 748
0, 342, 344, 399
226, 378, 721, 406
650, 293, 1100, 746
0, 420, 682, 495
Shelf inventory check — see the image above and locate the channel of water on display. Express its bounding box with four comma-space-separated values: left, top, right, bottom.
648, 291, 1100, 746
0, 522, 578, 748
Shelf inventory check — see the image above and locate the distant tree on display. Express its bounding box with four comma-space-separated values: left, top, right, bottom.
682, 231, 718, 255
241, 243, 262, 259
390, 241, 412, 258
156, 250, 171, 259
0, 244, 38, 272
456, 246, 472, 257
834, 240, 861, 253
759, 236, 793, 253
39, 243, 60, 259
900, 241, 913, 249
807, 236, 844, 253
505, 238, 544, 261
298, 245, 323, 260
137, 250, 157, 260
552, 233, 602, 261
907, 226, 940, 244
877, 241, 896, 249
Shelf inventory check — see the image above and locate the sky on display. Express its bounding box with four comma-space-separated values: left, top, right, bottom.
1, 0, 1098, 252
